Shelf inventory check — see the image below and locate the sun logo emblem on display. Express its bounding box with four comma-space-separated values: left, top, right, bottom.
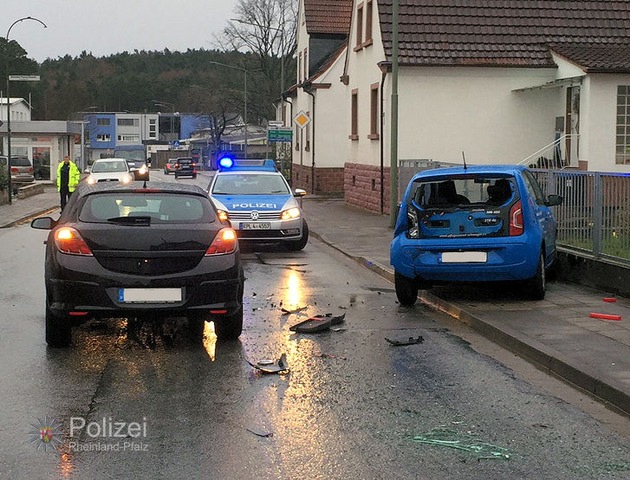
29, 417, 64, 452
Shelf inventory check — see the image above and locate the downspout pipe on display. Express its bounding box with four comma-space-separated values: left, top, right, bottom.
302, 81, 316, 194
379, 67, 387, 213
282, 93, 294, 186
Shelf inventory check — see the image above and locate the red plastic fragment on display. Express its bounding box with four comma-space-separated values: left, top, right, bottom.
603, 297, 617, 303
589, 312, 621, 321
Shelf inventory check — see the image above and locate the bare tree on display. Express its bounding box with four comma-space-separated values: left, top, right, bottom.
218, 0, 298, 103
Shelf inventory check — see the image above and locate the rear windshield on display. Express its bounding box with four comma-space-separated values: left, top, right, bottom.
411, 176, 516, 208
212, 173, 290, 195
10, 157, 32, 167
79, 193, 217, 224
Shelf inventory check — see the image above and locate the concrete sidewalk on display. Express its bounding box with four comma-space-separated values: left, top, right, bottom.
2, 183, 630, 416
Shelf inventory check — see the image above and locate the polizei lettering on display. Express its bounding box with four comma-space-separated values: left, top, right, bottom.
231, 202, 277, 209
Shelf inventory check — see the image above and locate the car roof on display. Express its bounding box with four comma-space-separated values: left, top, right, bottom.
412, 164, 527, 180
75, 181, 209, 197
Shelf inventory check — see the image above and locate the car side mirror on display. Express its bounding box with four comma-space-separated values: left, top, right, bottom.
293, 188, 307, 197
546, 194, 563, 206
31, 217, 56, 230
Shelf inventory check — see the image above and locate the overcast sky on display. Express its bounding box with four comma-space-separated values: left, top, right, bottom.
4, 0, 240, 63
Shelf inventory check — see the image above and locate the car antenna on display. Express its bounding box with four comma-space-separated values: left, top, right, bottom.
462, 151, 467, 170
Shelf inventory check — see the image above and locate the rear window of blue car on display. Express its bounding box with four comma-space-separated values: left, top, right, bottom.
79, 193, 216, 223
411, 175, 516, 208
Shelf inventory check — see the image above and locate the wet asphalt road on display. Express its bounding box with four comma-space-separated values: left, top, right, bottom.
1, 178, 630, 479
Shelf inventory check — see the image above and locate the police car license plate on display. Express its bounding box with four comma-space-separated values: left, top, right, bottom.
241, 222, 271, 230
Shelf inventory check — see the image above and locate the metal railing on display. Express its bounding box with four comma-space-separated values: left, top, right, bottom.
533, 169, 630, 264
518, 134, 578, 169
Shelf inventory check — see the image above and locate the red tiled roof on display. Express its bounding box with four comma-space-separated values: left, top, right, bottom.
304, 0, 353, 35
377, 1, 630, 70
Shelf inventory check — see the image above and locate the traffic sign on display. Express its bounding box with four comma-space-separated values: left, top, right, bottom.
268, 128, 293, 143
293, 111, 311, 129
9, 75, 40, 81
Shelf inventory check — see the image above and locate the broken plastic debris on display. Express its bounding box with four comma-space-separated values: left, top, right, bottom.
246, 428, 273, 438
589, 312, 621, 321
385, 335, 424, 346
281, 306, 308, 315
289, 313, 346, 333
247, 353, 289, 374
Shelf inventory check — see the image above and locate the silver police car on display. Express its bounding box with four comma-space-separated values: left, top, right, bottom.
207, 158, 309, 251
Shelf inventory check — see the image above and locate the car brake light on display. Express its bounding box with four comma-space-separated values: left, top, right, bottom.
54, 227, 93, 255
205, 228, 237, 255
509, 200, 524, 236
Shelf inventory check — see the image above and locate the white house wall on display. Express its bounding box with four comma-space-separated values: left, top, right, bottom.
385, 67, 562, 167
582, 74, 630, 172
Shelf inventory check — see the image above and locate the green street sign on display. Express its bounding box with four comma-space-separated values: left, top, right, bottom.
268, 128, 293, 143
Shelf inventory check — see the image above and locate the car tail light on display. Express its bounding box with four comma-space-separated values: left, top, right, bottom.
205, 228, 237, 255
54, 227, 93, 255
509, 200, 524, 236
407, 207, 420, 238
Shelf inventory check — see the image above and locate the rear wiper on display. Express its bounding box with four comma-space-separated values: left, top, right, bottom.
106, 216, 152, 225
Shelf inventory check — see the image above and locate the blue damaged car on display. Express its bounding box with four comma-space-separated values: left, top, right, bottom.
390, 165, 563, 305
207, 159, 309, 251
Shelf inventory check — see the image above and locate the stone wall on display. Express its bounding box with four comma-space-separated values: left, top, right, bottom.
291, 164, 344, 196
344, 162, 391, 214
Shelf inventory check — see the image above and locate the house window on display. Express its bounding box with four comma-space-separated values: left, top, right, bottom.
149, 119, 156, 139
369, 83, 379, 139
117, 134, 140, 142
350, 89, 359, 140
355, 4, 364, 49
303, 48, 308, 80
295, 125, 300, 150
298, 52, 302, 83
365, 0, 373, 44
96, 134, 111, 142
616, 85, 630, 165
96, 118, 110, 126
117, 118, 138, 127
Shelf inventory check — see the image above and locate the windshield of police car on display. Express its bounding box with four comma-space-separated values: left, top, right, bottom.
212, 173, 290, 195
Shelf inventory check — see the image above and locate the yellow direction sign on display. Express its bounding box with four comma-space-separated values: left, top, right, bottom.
293, 110, 311, 129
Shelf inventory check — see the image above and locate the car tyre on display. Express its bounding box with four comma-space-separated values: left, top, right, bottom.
524, 251, 546, 300
395, 271, 418, 306
213, 306, 243, 340
286, 220, 309, 251
46, 303, 71, 347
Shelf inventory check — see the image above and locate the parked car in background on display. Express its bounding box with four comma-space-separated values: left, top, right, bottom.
207, 158, 309, 251
85, 158, 133, 185
163, 159, 178, 175
0, 155, 35, 192
174, 158, 197, 179
33, 156, 50, 180
390, 165, 563, 304
30, 182, 245, 347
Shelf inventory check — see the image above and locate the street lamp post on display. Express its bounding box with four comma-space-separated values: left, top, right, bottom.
5, 16, 47, 204
207, 61, 248, 157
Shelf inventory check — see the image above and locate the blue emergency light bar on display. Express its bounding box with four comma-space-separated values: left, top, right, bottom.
217, 157, 277, 172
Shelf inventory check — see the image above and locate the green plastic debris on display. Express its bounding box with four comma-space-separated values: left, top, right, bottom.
411, 428, 512, 460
